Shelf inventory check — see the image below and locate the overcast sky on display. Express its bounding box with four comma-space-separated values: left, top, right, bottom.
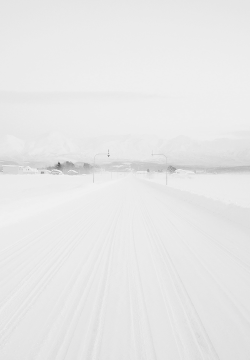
1, 0, 250, 139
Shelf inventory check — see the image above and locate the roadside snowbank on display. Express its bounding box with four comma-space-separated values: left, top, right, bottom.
140, 178, 250, 231
0, 173, 116, 227
142, 172, 250, 208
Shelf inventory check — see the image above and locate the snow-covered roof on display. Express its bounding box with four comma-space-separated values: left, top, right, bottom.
67, 170, 78, 174
51, 169, 63, 173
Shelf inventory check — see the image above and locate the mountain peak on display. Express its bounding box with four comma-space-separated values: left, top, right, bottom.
0, 135, 25, 156
0, 133, 250, 166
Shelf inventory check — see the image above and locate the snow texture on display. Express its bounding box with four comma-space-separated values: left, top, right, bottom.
0, 174, 250, 359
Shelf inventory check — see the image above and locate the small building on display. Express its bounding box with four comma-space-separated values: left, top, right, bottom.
39, 169, 51, 174
2, 165, 24, 174
22, 166, 38, 174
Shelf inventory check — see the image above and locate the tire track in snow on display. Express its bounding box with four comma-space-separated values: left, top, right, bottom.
78, 191, 128, 360
33, 190, 127, 360
0, 190, 112, 269
127, 256, 141, 360
139, 177, 250, 268
146, 186, 250, 273
0, 182, 116, 267
0, 183, 118, 287
0, 198, 110, 305
0, 231, 84, 348
84, 217, 121, 360
140, 183, 250, 329
0, 190, 120, 348
159, 214, 250, 332
138, 192, 220, 360
2, 177, 244, 359
127, 190, 157, 360
32, 225, 115, 360
0, 204, 102, 314
0, 196, 90, 260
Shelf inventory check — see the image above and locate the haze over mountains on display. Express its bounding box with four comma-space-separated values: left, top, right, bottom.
0, 132, 250, 167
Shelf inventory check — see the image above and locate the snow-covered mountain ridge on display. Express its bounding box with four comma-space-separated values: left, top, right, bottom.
0, 132, 250, 167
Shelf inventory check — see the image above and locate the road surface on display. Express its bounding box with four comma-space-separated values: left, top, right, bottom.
0, 176, 250, 359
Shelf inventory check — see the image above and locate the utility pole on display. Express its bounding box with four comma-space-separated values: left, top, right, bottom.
152, 151, 168, 185
93, 149, 110, 183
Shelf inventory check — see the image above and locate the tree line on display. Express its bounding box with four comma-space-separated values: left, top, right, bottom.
47, 161, 91, 174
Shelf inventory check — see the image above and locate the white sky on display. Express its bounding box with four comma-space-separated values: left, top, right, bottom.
0, 0, 250, 139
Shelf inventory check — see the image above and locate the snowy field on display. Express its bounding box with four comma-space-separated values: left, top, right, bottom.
139, 172, 250, 208
0, 173, 250, 359
0, 172, 125, 227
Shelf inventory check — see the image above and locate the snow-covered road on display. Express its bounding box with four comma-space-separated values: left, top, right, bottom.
1, 176, 250, 359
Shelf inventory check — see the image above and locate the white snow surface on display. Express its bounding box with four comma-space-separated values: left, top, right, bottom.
144, 172, 250, 208
0, 172, 118, 227
0, 174, 250, 359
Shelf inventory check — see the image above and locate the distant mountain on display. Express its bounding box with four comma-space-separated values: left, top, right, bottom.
0, 132, 250, 167
26, 132, 80, 159
0, 135, 25, 160
79, 134, 163, 160
158, 136, 250, 166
